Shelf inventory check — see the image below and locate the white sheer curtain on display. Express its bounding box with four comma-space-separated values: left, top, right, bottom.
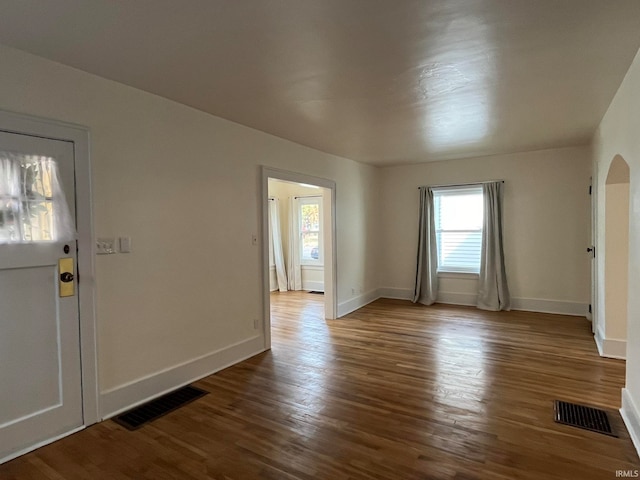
0, 153, 75, 244
413, 186, 438, 305
477, 181, 511, 311
287, 196, 302, 290
268, 198, 288, 292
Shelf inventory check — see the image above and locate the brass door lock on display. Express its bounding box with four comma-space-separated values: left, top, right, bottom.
58, 258, 75, 297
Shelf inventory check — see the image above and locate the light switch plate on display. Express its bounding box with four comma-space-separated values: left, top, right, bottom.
119, 237, 131, 253
96, 238, 116, 255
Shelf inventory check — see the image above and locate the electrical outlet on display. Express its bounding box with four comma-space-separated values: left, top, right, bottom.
253, 318, 260, 329
96, 238, 116, 255
251, 234, 258, 246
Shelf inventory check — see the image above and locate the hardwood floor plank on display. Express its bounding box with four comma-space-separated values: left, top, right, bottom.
1, 291, 637, 478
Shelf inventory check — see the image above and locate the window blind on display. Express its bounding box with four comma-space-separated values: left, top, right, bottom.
433, 186, 483, 273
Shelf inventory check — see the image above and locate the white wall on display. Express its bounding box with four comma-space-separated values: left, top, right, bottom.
268, 179, 325, 291
0, 44, 380, 416
594, 46, 640, 458
379, 146, 591, 315
604, 183, 629, 340
593, 46, 640, 456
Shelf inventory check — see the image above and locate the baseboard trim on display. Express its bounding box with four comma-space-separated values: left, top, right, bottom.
377, 288, 588, 317
1, 425, 84, 465
510, 297, 587, 317
302, 281, 324, 292
100, 335, 265, 419
595, 327, 605, 356
594, 328, 626, 359
377, 287, 413, 300
337, 289, 380, 317
621, 388, 640, 459
438, 291, 477, 307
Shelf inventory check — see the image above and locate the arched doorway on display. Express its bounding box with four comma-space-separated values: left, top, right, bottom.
602, 155, 630, 358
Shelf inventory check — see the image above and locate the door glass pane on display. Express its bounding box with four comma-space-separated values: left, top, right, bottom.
0, 153, 75, 244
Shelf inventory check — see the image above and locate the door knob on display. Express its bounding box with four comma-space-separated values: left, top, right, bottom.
60, 272, 74, 283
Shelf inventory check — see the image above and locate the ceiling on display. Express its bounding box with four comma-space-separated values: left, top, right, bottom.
1, 1, 640, 166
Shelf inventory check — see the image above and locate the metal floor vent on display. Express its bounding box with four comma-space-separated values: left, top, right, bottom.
113, 385, 207, 430
554, 400, 616, 437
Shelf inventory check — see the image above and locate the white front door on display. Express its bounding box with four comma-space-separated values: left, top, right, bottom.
0, 131, 83, 462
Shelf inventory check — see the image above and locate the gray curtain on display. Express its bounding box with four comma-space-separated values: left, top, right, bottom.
413, 186, 438, 305
477, 182, 511, 311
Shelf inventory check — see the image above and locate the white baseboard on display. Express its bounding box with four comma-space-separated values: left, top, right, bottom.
607, 340, 627, 359
1, 425, 84, 465
337, 289, 380, 317
595, 327, 605, 356
594, 328, 627, 359
377, 287, 413, 300
377, 288, 588, 317
302, 281, 324, 292
377, 288, 485, 308
100, 335, 265, 419
510, 297, 588, 317
621, 388, 640, 459
438, 291, 477, 306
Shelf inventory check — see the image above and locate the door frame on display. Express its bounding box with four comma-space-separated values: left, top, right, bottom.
260, 166, 337, 349
590, 174, 597, 331
0, 110, 99, 427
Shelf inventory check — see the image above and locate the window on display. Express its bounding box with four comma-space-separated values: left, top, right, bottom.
433, 186, 483, 273
0, 154, 74, 244
298, 197, 322, 264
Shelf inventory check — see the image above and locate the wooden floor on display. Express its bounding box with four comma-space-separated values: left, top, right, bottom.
1, 292, 638, 479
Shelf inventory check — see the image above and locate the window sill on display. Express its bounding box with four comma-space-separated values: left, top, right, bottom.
437, 271, 479, 279
300, 263, 323, 269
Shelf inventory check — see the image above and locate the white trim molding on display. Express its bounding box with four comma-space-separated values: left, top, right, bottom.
377, 288, 588, 317
338, 289, 380, 317
621, 388, 640, 459
261, 167, 338, 350
100, 336, 265, 419
1, 425, 85, 465
438, 292, 477, 307
595, 328, 627, 359
302, 281, 324, 292
0, 110, 98, 425
509, 297, 588, 317
377, 287, 413, 300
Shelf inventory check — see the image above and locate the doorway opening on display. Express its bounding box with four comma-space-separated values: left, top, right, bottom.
261, 168, 337, 350
601, 154, 630, 359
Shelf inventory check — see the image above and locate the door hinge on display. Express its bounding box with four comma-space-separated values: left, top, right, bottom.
589, 304, 592, 313
589, 185, 592, 195
587, 246, 596, 258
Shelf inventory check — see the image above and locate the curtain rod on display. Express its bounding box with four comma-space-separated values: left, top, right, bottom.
418, 180, 504, 189
294, 195, 323, 199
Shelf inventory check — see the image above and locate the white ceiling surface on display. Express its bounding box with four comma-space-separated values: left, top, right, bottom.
1, 1, 640, 166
